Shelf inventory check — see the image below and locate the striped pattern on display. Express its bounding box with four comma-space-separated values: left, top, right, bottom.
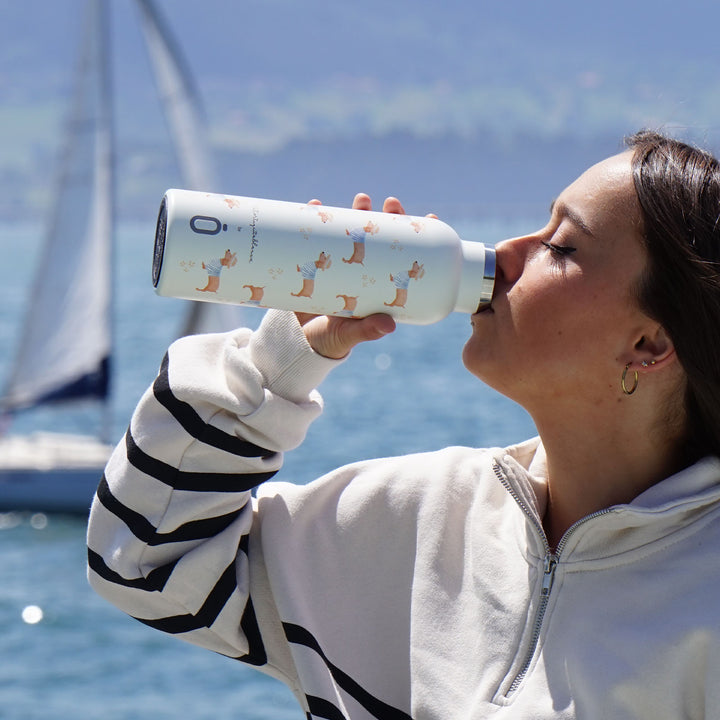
284, 624, 413, 720
153, 353, 272, 460
88, 346, 277, 666
124, 427, 276, 492
88, 335, 412, 719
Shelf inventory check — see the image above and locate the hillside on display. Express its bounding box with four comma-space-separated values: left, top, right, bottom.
0, 0, 719, 221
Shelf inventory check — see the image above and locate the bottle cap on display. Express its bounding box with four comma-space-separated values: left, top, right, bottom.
455, 241, 496, 313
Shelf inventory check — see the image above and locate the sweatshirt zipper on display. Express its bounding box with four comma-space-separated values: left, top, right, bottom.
492, 460, 612, 697
506, 552, 557, 695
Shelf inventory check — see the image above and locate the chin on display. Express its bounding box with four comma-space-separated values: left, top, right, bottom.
461, 340, 486, 380
462, 341, 510, 392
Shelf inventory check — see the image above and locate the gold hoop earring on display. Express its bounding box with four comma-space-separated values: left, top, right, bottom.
621, 363, 639, 395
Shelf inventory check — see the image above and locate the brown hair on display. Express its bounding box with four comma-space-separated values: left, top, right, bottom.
627, 130, 720, 462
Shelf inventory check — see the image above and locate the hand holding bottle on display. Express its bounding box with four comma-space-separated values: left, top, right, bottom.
297, 193, 407, 359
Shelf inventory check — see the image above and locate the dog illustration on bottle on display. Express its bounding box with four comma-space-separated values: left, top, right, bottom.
291, 251, 332, 298
242, 285, 266, 307
335, 294, 358, 317
385, 260, 425, 308
342, 221, 379, 265
195, 249, 237, 292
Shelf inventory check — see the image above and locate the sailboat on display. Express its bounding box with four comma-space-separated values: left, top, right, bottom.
0, 0, 234, 513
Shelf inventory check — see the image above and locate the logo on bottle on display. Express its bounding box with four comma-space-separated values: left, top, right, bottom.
190, 215, 223, 236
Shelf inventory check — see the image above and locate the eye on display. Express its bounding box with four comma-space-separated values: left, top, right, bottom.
541, 240, 577, 259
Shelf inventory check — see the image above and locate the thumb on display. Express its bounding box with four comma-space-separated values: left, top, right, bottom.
345, 313, 396, 345
303, 314, 396, 359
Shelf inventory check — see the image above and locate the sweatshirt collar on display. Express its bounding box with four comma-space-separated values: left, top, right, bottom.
502, 436, 720, 514
497, 438, 720, 560
630, 455, 720, 509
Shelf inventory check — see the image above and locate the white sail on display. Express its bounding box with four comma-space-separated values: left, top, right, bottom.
1, 0, 113, 414
136, 0, 246, 335
0, 0, 246, 513
135, 0, 215, 191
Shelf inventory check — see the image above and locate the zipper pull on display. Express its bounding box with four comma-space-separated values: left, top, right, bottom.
541, 554, 558, 596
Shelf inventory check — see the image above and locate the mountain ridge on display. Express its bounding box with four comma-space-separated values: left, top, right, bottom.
1, 0, 718, 220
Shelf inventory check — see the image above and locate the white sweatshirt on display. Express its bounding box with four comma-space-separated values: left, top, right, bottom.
88, 310, 720, 719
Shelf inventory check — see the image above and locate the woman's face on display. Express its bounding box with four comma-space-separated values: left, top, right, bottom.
464, 151, 650, 411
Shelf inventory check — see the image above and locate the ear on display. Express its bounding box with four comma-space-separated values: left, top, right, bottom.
629, 324, 677, 373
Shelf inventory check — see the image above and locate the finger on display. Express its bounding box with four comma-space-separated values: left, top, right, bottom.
303, 313, 396, 359
326, 314, 396, 358
352, 193, 372, 211
426, 212, 439, 219
345, 313, 396, 344
294, 311, 318, 326
382, 196, 405, 215
307, 199, 322, 206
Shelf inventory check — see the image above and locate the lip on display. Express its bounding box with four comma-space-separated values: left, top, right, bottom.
470, 304, 494, 326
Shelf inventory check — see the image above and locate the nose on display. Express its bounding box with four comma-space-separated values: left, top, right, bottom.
494, 234, 534, 286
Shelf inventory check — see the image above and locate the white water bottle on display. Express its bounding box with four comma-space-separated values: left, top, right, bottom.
152, 189, 495, 325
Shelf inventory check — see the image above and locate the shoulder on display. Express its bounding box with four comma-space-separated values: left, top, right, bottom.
255, 445, 511, 529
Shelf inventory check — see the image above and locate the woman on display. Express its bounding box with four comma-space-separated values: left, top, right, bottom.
87, 131, 720, 718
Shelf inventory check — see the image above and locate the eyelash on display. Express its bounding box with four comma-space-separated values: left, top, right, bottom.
541, 240, 577, 259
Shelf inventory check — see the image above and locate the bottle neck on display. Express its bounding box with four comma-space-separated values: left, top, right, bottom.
454, 241, 496, 314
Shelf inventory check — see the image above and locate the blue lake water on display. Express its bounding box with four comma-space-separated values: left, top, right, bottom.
0, 217, 537, 719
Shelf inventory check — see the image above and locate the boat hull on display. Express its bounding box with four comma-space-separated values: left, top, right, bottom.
0, 467, 103, 514
0, 433, 111, 514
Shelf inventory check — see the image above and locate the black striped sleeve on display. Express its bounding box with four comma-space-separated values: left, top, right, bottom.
135, 560, 238, 634
306, 695, 348, 720
96, 474, 156, 541
125, 429, 277, 492
87, 547, 178, 592
130, 559, 268, 667
96, 476, 244, 546
237, 593, 267, 666
153, 352, 272, 458
89, 545, 268, 666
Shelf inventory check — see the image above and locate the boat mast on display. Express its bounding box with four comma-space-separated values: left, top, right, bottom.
96, 0, 116, 443
135, 0, 246, 337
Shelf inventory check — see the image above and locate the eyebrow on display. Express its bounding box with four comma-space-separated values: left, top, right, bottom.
549, 199, 595, 238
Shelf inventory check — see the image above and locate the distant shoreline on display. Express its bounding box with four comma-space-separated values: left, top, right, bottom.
0, 131, 628, 225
